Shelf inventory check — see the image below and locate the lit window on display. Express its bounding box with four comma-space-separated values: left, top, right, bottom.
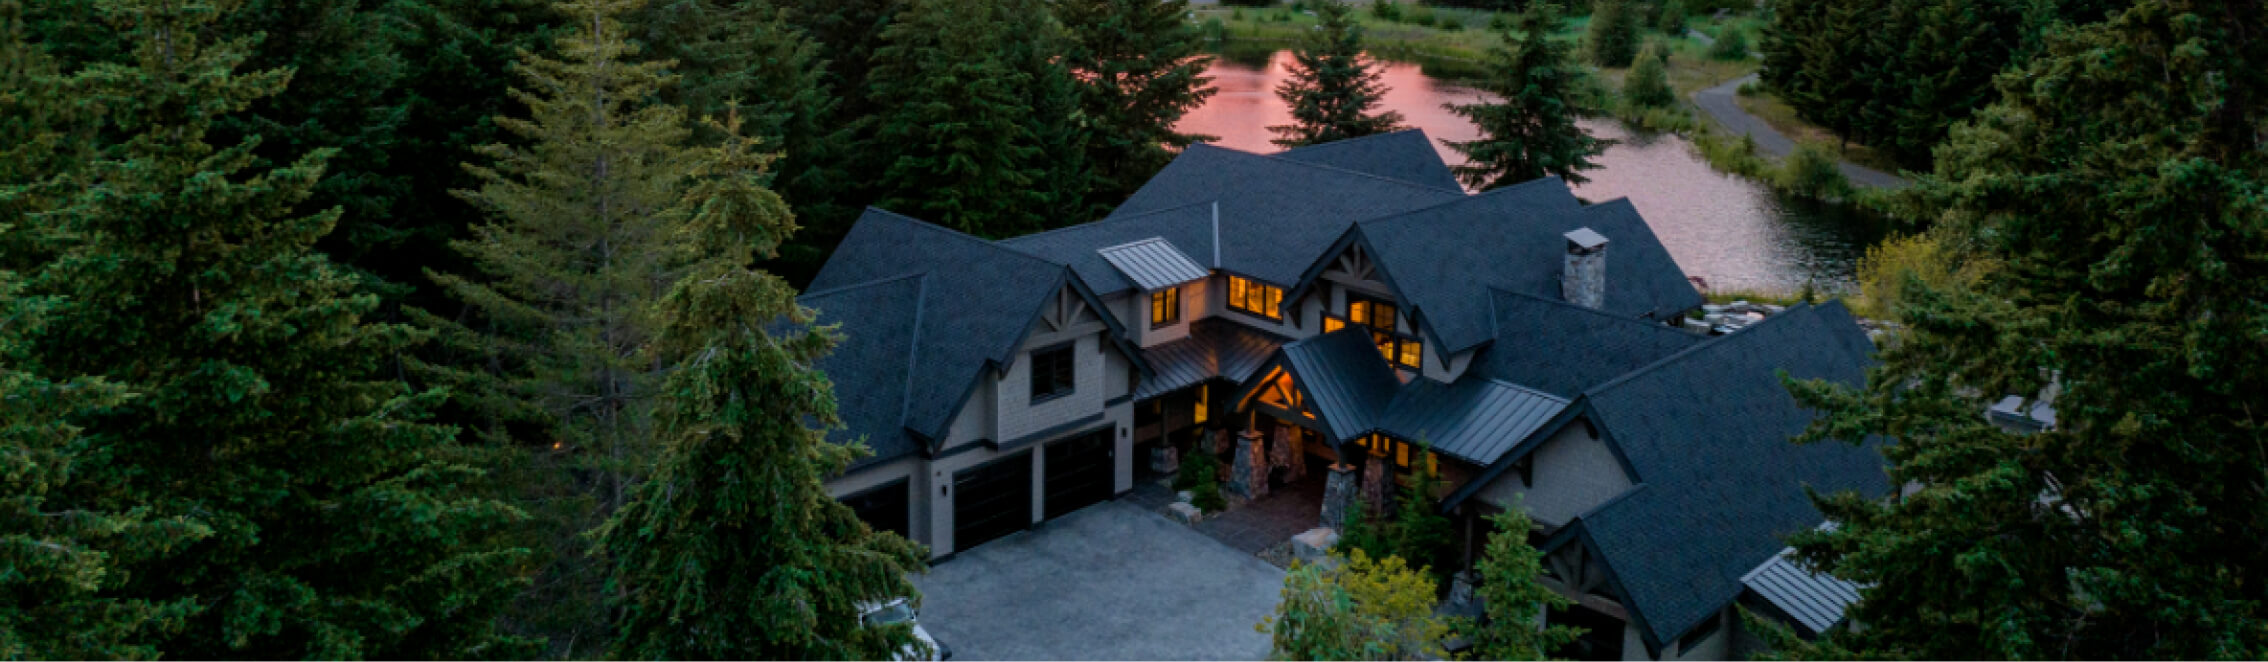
1399, 338, 1422, 368
1322, 317, 1345, 333
1150, 287, 1180, 328
1193, 384, 1208, 424
1227, 276, 1283, 321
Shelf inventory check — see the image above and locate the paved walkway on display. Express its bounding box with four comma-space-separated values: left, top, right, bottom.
914, 500, 1283, 660
1195, 477, 1325, 556
1683, 29, 1908, 189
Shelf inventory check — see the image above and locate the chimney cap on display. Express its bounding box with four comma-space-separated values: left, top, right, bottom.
1564, 227, 1609, 252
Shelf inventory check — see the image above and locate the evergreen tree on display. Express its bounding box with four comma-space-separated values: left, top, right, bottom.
1777, 2, 2268, 658
1460, 506, 1582, 661
631, 0, 854, 282
596, 108, 928, 660
863, 0, 1087, 237
423, 0, 705, 652
1269, 0, 1406, 148
1056, 0, 1219, 203
1655, 0, 1686, 32
1583, 0, 1641, 67
17, 0, 530, 656
1385, 447, 1453, 582
1443, 1, 1613, 188
1622, 40, 1674, 108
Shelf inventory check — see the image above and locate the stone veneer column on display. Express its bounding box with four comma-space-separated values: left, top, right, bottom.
1362, 453, 1390, 516
1320, 463, 1358, 530
1228, 430, 1266, 499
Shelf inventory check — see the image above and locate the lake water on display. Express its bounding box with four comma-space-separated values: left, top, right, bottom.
1176, 50, 1885, 294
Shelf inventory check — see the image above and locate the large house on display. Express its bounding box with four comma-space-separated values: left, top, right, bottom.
805, 131, 1888, 660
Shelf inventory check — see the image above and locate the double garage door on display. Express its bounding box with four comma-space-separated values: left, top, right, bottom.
951, 428, 1115, 552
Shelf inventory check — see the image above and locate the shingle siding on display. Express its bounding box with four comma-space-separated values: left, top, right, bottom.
998, 326, 1110, 444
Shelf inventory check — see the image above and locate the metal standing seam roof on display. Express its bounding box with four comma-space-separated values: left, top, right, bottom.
1097, 237, 1210, 291
1132, 321, 1284, 401
1377, 377, 1570, 466
1741, 550, 1863, 635
1277, 329, 1404, 442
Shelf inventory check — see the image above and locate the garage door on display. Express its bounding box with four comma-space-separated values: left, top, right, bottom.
952, 451, 1032, 552
840, 479, 909, 539
1044, 429, 1115, 519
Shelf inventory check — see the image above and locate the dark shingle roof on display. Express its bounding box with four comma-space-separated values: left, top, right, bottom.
1571, 301, 1887, 649
1376, 377, 1569, 466
799, 274, 927, 470
1111, 144, 1463, 286
1133, 321, 1284, 401
998, 202, 1218, 295
1277, 329, 1403, 441
803, 209, 1077, 458
1354, 186, 1703, 354
1273, 130, 1464, 191
1471, 289, 1707, 397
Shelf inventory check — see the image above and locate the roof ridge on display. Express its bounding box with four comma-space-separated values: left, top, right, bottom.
999, 199, 1219, 245
798, 270, 930, 300
897, 273, 930, 433
1354, 175, 1571, 227
1184, 141, 1464, 194
1271, 128, 1432, 155
1489, 288, 1698, 335
859, 206, 1071, 273
1581, 303, 1822, 397
1473, 375, 1575, 403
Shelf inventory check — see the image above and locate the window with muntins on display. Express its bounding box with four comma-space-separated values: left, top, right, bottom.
1150, 287, 1180, 328
1226, 276, 1282, 321
1030, 344, 1075, 402
1332, 293, 1424, 370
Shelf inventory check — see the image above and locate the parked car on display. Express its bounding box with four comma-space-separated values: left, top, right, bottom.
861, 598, 950, 661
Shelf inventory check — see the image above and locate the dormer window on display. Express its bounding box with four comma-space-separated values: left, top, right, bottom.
1336, 293, 1423, 370
1226, 276, 1283, 321
1150, 287, 1180, 328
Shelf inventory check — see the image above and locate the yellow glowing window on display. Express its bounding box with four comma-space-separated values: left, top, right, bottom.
1398, 338, 1422, 368
1194, 384, 1209, 424
1323, 317, 1345, 333
1349, 301, 1369, 325
1396, 441, 1410, 467
1227, 276, 1282, 321
1150, 287, 1180, 328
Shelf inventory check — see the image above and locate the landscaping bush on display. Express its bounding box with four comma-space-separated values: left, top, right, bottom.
1706, 23, 1750, 60
1183, 452, 1228, 512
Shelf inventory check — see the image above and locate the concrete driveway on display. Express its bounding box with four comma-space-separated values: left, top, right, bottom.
912, 500, 1286, 660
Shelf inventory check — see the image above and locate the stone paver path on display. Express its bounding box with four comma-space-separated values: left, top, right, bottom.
1195, 478, 1324, 556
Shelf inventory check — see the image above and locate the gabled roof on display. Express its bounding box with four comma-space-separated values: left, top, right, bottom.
1742, 545, 1862, 636
1273, 329, 1403, 441
804, 209, 1138, 461
1349, 185, 1703, 354
798, 274, 927, 470
1272, 129, 1464, 191
1471, 289, 1707, 397
1568, 301, 1887, 651
1097, 237, 1209, 291
1376, 377, 1568, 466
998, 202, 1218, 295
1111, 143, 1464, 287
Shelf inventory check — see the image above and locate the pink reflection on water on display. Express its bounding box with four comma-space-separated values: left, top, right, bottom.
1176, 51, 1490, 169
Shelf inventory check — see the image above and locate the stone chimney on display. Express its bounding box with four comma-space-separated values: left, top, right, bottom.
1562, 227, 1608, 309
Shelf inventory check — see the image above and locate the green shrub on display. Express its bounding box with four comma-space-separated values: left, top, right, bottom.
1585, 0, 1641, 67
1706, 24, 1750, 60
1441, 17, 1465, 31
1623, 41, 1674, 107
1372, 0, 1404, 21
1487, 12, 1512, 31
1184, 452, 1227, 512
1777, 143, 1855, 200
1407, 5, 1438, 26
1656, 0, 1687, 32
1200, 17, 1227, 41
1736, 79, 1762, 96
1232, 7, 1245, 20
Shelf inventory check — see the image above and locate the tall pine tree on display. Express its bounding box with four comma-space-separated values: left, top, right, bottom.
1460, 506, 1581, 661
596, 107, 928, 660
1777, 1, 2268, 658
1443, 1, 1612, 188
1056, 0, 1218, 203
863, 0, 1089, 237
16, 0, 530, 656
1269, 0, 1406, 148
423, 0, 708, 654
